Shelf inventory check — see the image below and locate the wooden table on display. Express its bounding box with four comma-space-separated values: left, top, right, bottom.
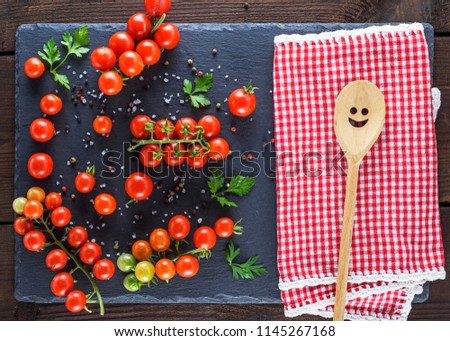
0, 0, 449, 321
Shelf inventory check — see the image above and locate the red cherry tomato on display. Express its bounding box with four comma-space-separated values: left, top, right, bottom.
40, 94, 63, 116
145, 0, 171, 17
50, 206, 72, 227
168, 215, 190, 240
208, 137, 229, 161
149, 228, 171, 252
79, 242, 102, 265
50, 272, 74, 297
75, 172, 96, 194
98, 70, 123, 96
154, 23, 180, 50
228, 84, 257, 117
29, 118, 55, 142
108, 31, 135, 57
23, 230, 46, 251
67, 226, 88, 248
153, 119, 175, 140
44, 192, 62, 210
198, 115, 221, 139
23, 199, 44, 220
28, 152, 53, 179
139, 144, 163, 168
186, 144, 208, 169
132, 240, 153, 261
214, 217, 236, 238
125, 172, 153, 201
93, 259, 115, 280
136, 39, 161, 66
193, 226, 216, 250
119, 51, 144, 77
127, 13, 152, 41
130, 114, 152, 139
175, 117, 197, 139
14, 216, 34, 235
94, 193, 117, 215
90, 47, 117, 71
93, 115, 113, 135
175, 255, 199, 278
163, 142, 186, 166
65, 290, 87, 313
45, 249, 68, 271
155, 258, 176, 281
24, 57, 45, 79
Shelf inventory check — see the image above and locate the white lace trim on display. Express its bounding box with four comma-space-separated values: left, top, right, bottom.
432, 87, 441, 122
274, 23, 424, 45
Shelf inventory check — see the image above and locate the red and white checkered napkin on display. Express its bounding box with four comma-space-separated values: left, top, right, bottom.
273, 24, 446, 320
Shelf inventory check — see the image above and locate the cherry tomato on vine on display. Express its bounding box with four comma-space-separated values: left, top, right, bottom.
98, 70, 123, 96
27, 186, 45, 202
175, 255, 199, 278
149, 228, 171, 252
30, 118, 55, 142
79, 242, 102, 265
23, 230, 46, 251
135, 261, 155, 283
145, 0, 171, 17
23, 199, 44, 220
175, 117, 197, 140
75, 172, 96, 194
94, 193, 117, 215
130, 114, 152, 139
50, 206, 71, 227
208, 137, 229, 161
40, 94, 63, 116
125, 172, 153, 201
228, 82, 257, 117
65, 290, 87, 313
198, 115, 221, 139
90, 46, 117, 71
28, 152, 53, 179
155, 258, 176, 281
154, 23, 180, 50
117, 253, 137, 273
93, 115, 113, 135
12, 197, 27, 215
127, 13, 152, 41
14, 216, 34, 236
168, 215, 190, 240
93, 259, 116, 280
163, 142, 186, 166
67, 226, 88, 248
139, 144, 163, 168
136, 39, 161, 66
45, 249, 68, 271
119, 51, 144, 77
50, 272, 74, 297
193, 226, 216, 250
131, 240, 152, 261
24, 57, 45, 79
186, 144, 208, 169
45, 192, 62, 210
108, 31, 135, 57
154, 119, 175, 140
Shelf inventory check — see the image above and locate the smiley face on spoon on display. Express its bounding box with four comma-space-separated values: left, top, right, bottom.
348, 106, 369, 128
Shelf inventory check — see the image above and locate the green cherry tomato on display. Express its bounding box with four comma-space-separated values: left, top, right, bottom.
134, 261, 155, 283
13, 197, 28, 215
123, 273, 140, 292
117, 253, 137, 273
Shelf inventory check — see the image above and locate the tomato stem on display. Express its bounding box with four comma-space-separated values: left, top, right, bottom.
151, 13, 166, 34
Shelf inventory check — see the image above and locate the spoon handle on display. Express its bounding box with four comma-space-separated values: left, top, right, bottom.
333, 161, 360, 321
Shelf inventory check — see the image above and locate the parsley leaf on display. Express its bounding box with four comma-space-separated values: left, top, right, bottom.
207, 169, 256, 207
183, 74, 213, 108
37, 38, 61, 68
193, 73, 213, 93
226, 176, 256, 196
217, 196, 238, 208
208, 169, 224, 194
225, 241, 267, 280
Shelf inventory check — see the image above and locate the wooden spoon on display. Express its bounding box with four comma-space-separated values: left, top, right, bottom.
332, 80, 386, 321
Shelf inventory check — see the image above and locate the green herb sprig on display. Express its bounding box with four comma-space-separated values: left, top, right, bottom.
225, 241, 267, 280
208, 169, 256, 207
183, 74, 213, 108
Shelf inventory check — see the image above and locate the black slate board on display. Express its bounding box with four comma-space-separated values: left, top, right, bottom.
15, 23, 433, 305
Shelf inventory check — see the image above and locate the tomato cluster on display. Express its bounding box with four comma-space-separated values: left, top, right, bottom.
12, 187, 116, 314
90, 0, 179, 96
117, 214, 242, 290
129, 114, 229, 169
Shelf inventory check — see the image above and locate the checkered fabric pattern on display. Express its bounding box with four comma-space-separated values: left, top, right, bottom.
273, 24, 445, 320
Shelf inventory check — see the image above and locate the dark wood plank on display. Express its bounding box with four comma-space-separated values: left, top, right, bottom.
0, 0, 449, 53
0, 224, 17, 321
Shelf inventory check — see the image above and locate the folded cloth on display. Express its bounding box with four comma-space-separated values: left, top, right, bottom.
273, 23, 446, 321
